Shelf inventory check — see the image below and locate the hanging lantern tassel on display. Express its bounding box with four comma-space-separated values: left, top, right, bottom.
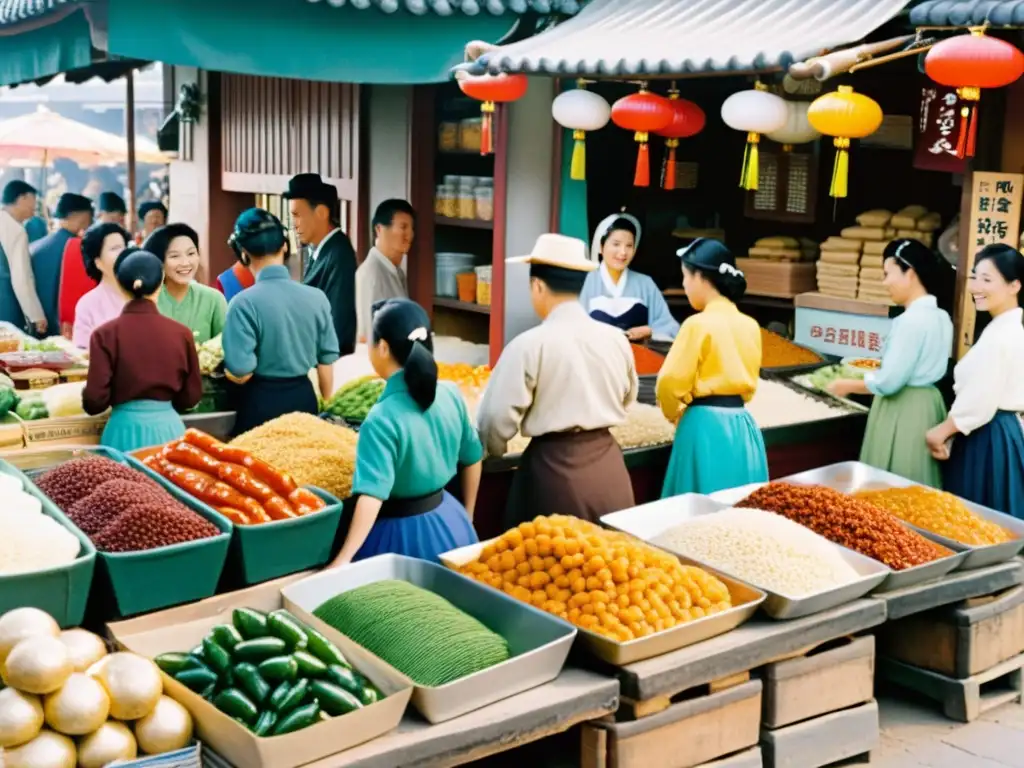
740, 132, 760, 191
830, 137, 850, 198
956, 86, 981, 158
663, 138, 679, 190
480, 101, 495, 155
634, 131, 650, 187
570, 129, 587, 181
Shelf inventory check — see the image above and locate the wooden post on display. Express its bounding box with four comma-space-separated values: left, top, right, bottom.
125, 71, 137, 234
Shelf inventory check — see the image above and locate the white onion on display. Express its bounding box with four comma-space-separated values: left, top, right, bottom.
135, 696, 193, 754
43, 673, 110, 736
58, 629, 107, 673
3, 635, 73, 694
3, 729, 77, 768
77, 721, 137, 768
90, 652, 162, 720
0, 687, 44, 748
0, 608, 60, 664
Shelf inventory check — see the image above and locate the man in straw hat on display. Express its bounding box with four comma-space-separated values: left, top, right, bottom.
477, 234, 638, 525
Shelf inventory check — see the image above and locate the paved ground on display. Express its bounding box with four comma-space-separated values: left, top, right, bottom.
872, 692, 1024, 767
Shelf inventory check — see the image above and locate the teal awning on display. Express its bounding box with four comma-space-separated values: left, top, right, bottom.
107, 0, 520, 84
0, 8, 93, 86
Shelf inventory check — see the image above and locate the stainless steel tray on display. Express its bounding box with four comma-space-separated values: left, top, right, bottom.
783, 462, 1024, 572
442, 538, 765, 666
602, 494, 890, 621
280, 553, 575, 724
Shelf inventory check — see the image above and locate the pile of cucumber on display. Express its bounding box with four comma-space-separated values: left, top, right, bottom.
155, 607, 382, 737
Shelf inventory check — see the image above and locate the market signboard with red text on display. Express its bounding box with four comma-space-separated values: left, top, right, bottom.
913, 86, 969, 174
794, 307, 893, 359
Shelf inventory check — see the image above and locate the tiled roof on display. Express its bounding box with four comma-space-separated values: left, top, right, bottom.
306, 0, 581, 16
470, 0, 911, 76
909, 1, 1024, 27
0, 0, 82, 27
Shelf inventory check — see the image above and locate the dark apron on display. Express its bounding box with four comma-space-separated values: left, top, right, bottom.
590, 303, 649, 332
231, 374, 318, 437
689, 395, 744, 409
506, 428, 635, 526
379, 490, 444, 519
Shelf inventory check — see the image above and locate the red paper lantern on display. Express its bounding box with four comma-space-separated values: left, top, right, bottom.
611, 87, 674, 187
458, 73, 529, 155
654, 93, 705, 190
924, 28, 1024, 158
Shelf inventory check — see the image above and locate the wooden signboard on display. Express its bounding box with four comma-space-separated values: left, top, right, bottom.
958, 171, 1024, 359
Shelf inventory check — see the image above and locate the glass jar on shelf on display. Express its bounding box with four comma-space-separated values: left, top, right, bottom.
474, 186, 494, 221
438, 122, 459, 152
436, 185, 457, 218
457, 181, 476, 219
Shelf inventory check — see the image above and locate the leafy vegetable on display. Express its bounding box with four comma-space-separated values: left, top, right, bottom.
805, 364, 865, 392
322, 377, 385, 421
0, 387, 17, 418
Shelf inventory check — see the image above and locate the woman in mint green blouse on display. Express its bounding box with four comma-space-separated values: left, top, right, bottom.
144, 223, 227, 343
329, 298, 481, 566
829, 239, 954, 486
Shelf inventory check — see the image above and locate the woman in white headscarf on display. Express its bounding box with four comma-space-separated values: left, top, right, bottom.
579, 213, 680, 341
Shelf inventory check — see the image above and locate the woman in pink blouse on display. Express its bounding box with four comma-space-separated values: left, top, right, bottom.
72, 223, 131, 348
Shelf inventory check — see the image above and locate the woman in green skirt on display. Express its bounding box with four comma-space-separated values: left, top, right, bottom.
828, 239, 954, 486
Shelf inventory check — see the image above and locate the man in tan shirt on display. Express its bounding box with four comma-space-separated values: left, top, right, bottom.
356, 199, 414, 342
477, 233, 638, 524
0, 181, 46, 334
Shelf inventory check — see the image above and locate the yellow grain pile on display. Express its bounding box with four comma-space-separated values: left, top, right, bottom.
231, 412, 358, 499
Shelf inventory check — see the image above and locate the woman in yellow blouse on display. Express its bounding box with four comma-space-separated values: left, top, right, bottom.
657, 239, 768, 497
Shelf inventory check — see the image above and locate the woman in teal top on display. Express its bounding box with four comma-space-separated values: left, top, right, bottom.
223, 209, 340, 435
144, 223, 227, 343
329, 298, 481, 566
829, 239, 954, 486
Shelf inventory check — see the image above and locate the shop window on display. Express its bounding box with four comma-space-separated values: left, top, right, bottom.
744, 144, 819, 223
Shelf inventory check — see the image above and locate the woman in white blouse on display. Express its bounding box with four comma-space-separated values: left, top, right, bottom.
926, 244, 1024, 517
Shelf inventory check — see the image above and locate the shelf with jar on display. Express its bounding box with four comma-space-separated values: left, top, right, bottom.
435, 174, 495, 228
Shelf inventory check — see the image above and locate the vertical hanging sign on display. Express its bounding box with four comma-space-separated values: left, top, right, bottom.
914, 86, 969, 174
958, 171, 1024, 358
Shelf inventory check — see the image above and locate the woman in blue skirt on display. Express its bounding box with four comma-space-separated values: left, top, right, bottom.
82, 249, 203, 452
657, 239, 768, 497
926, 244, 1024, 517
328, 298, 481, 564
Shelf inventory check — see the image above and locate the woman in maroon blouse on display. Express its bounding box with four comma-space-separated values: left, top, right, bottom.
83, 249, 203, 452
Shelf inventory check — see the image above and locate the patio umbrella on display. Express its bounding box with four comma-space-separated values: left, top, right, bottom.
0, 105, 168, 165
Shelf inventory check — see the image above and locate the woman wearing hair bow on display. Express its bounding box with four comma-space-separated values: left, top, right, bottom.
828, 239, 954, 487
579, 213, 680, 341
222, 208, 340, 435
657, 239, 768, 496
328, 298, 481, 566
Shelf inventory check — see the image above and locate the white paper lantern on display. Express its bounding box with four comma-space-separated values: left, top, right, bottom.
766, 100, 821, 149
552, 88, 611, 180
720, 84, 789, 191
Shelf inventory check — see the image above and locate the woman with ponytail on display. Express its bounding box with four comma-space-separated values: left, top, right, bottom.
329, 298, 481, 565
82, 249, 203, 452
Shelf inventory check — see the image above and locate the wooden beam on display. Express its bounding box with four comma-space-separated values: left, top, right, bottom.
489, 103, 510, 367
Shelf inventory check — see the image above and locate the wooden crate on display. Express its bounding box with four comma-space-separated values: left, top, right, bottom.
21, 414, 107, 447
879, 586, 1024, 678
762, 636, 875, 728
735, 259, 817, 299
587, 679, 762, 768
760, 700, 878, 768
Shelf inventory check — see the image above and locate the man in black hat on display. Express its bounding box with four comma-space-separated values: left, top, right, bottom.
138, 201, 168, 242
285, 172, 357, 356
97, 192, 127, 226
30, 193, 93, 336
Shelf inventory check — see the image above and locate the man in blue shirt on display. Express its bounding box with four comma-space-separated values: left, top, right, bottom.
29, 193, 93, 335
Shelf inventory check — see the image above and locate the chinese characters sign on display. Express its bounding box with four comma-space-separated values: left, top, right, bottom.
913, 86, 969, 174
959, 171, 1024, 358
794, 307, 893, 359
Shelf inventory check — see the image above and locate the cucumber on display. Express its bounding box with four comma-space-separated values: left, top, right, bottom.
309, 680, 362, 716
258, 655, 299, 684
233, 607, 269, 639
276, 678, 310, 714
212, 623, 243, 650
268, 680, 291, 711
267, 610, 308, 651
293, 651, 327, 678
324, 664, 361, 696
175, 666, 218, 693
232, 662, 271, 706
154, 652, 202, 676
214, 688, 259, 726
202, 636, 232, 675
233, 637, 287, 663
351, 670, 382, 705
304, 625, 348, 668
253, 709, 278, 737
271, 702, 320, 736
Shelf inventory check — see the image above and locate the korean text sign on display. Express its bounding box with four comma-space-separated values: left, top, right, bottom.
794, 307, 893, 359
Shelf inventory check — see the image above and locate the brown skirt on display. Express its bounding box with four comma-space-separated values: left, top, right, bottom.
505, 428, 635, 526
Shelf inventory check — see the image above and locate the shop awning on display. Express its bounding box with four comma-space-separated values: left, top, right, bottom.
0, 0, 84, 27
468, 0, 912, 77
0, 3, 94, 86
909, 1, 1024, 27
304, 0, 581, 17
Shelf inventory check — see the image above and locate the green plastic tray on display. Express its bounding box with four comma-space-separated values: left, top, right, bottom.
26, 447, 232, 618
125, 455, 343, 586
0, 458, 96, 627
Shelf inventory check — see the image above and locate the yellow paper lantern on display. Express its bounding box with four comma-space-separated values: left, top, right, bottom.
807, 85, 883, 198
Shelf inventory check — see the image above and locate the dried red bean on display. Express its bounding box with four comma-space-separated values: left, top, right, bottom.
67, 479, 175, 536
93, 502, 220, 553
36, 457, 144, 511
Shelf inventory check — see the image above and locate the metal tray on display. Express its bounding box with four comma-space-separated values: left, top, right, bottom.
601, 494, 890, 620
441, 538, 765, 666
790, 372, 871, 413
783, 462, 1024, 572
280, 553, 576, 724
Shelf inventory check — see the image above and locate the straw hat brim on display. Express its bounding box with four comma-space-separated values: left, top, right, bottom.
506, 255, 598, 272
